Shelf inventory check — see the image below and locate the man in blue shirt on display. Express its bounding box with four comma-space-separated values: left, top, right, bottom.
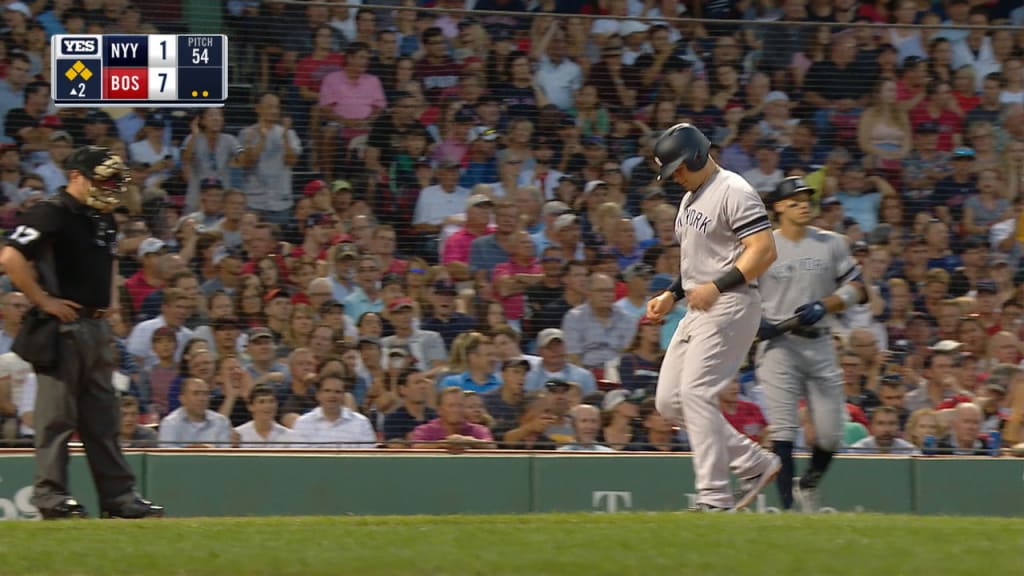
524, 329, 597, 395
438, 333, 502, 394
459, 127, 499, 188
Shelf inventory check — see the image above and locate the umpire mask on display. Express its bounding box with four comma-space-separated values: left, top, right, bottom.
64, 145, 130, 212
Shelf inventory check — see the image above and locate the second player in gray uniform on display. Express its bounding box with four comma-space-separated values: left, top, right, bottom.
646, 123, 780, 512
755, 177, 866, 512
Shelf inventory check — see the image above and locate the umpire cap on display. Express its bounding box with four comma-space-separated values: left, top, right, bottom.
768, 176, 813, 205
63, 145, 116, 175
653, 123, 711, 181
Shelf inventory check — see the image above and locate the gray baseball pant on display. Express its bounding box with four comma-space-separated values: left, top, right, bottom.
655, 289, 775, 509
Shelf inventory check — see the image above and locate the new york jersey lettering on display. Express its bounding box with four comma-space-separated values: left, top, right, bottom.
684, 208, 712, 235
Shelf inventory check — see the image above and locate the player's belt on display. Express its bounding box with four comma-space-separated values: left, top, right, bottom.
790, 326, 829, 339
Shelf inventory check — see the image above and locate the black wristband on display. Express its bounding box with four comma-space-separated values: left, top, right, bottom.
712, 266, 746, 293
667, 276, 686, 302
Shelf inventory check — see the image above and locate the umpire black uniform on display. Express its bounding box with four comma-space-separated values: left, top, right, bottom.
0, 146, 163, 519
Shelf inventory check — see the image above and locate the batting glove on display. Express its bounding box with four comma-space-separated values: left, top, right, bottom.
795, 301, 826, 326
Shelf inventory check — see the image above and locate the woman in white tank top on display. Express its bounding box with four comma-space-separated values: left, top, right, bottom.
887, 0, 927, 64
857, 80, 913, 170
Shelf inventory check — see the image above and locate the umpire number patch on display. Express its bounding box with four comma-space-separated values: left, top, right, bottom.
9, 225, 40, 245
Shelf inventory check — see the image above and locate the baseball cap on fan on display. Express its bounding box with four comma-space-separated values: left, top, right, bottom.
212, 245, 241, 266
542, 201, 570, 217
552, 213, 578, 232
537, 328, 565, 348
433, 278, 458, 296
466, 194, 494, 209
468, 126, 499, 143
584, 180, 608, 195
4, 3, 31, 18
200, 177, 223, 191
137, 237, 166, 259
602, 388, 646, 411
303, 179, 328, 197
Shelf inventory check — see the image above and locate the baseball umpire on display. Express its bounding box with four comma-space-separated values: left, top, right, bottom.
755, 177, 866, 512
646, 123, 781, 512
0, 146, 164, 519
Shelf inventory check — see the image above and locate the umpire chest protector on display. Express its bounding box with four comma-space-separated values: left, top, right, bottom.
12, 193, 118, 308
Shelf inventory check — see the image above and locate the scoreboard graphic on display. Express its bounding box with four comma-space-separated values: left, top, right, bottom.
51, 34, 228, 107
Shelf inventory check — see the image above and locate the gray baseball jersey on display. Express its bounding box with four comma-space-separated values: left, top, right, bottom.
658, 167, 777, 509
675, 169, 772, 290
759, 227, 860, 323
756, 226, 859, 450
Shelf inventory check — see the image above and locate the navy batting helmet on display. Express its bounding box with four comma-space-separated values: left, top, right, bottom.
768, 176, 813, 205
653, 123, 711, 181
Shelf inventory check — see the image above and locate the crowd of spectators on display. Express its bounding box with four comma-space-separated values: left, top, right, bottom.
0, 0, 1022, 455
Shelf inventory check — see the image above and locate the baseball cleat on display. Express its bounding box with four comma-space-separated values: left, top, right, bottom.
688, 503, 732, 513
794, 481, 821, 513
734, 455, 782, 511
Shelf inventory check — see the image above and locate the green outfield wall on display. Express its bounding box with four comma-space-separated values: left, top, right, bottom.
0, 451, 1019, 519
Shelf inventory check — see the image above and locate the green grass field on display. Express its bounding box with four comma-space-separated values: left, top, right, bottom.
0, 513, 1020, 576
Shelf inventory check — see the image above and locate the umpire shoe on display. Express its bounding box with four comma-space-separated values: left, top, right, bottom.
734, 455, 782, 511
40, 497, 88, 520
101, 497, 165, 519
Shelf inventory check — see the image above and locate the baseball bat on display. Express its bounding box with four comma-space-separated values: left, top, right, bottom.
753, 314, 802, 344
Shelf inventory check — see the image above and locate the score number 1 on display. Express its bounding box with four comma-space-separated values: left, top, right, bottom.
156, 38, 206, 63
160, 38, 209, 64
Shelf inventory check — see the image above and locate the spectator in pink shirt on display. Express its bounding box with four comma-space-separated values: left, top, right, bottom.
441, 194, 494, 280
493, 230, 543, 331
316, 41, 387, 174
410, 387, 495, 449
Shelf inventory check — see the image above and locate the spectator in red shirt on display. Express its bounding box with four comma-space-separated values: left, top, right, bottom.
125, 237, 168, 314
721, 378, 768, 444
951, 66, 980, 113
442, 194, 494, 281
896, 55, 928, 111
302, 179, 333, 215
415, 27, 461, 105
410, 386, 495, 449
241, 223, 287, 279
493, 230, 543, 330
909, 79, 963, 151
294, 25, 345, 103
290, 212, 337, 261
372, 224, 408, 275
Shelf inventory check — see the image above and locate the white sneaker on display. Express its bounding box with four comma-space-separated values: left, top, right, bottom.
688, 502, 733, 513
734, 455, 782, 511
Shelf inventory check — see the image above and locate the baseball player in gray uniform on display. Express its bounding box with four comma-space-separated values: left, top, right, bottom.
646, 123, 781, 512
756, 177, 866, 512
